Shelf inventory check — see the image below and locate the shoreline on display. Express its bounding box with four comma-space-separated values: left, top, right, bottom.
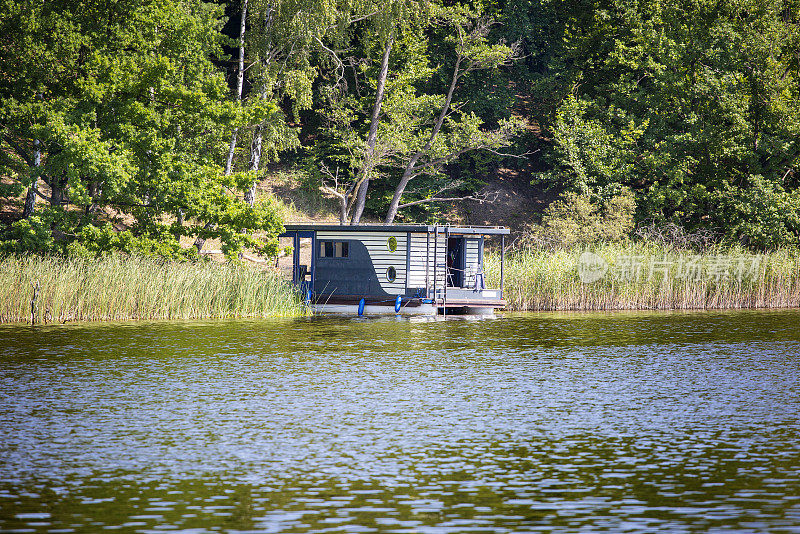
2, 303, 799, 327
3, 246, 799, 324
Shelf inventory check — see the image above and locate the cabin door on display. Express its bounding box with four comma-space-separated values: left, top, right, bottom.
447, 237, 465, 287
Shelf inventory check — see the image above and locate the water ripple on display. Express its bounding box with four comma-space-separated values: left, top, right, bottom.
1, 310, 800, 532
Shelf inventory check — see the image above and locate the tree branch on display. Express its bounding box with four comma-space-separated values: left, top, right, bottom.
483, 147, 539, 158
340, 11, 378, 27
2, 134, 34, 167
32, 186, 50, 202
314, 35, 346, 90
319, 185, 345, 200
399, 190, 499, 209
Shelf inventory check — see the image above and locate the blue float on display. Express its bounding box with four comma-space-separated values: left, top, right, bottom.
358, 298, 365, 316
394, 295, 402, 313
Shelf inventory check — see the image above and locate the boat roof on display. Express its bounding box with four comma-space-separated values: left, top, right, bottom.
281, 223, 510, 236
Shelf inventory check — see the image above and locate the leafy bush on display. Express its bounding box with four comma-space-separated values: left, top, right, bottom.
0, 215, 56, 254
71, 224, 198, 260
524, 188, 636, 249
719, 176, 800, 250
533, 96, 645, 201
0, 197, 283, 261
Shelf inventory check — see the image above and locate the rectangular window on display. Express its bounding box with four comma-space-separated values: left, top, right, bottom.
319, 241, 348, 258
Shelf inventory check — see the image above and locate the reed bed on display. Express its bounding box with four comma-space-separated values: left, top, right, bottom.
0, 254, 307, 323
485, 243, 800, 311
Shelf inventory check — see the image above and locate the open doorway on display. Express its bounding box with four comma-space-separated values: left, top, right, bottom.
447, 237, 465, 287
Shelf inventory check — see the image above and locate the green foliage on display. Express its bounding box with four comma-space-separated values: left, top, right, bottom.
313, 5, 524, 221
529, 0, 800, 247
70, 224, 194, 260
0, 0, 284, 258
3, 0, 799, 252
719, 176, 800, 250
525, 188, 636, 248
0, 215, 56, 255
535, 95, 645, 200
0, 205, 217, 260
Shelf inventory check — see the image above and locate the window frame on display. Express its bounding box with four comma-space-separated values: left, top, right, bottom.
319, 240, 349, 258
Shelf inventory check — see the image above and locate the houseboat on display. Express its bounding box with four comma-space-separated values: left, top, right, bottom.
279, 224, 509, 315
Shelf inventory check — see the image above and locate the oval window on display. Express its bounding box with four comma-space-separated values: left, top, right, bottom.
386, 266, 397, 283
387, 236, 398, 252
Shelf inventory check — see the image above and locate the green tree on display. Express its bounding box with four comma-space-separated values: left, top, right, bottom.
0, 0, 283, 258
314, 4, 524, 224
314, 0, 428, 224
532, 0, 800, 248
534, 95, 646, 201
383, 10, 524, 223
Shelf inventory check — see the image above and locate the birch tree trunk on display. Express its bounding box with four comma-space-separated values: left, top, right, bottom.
225, 0, 248, 176
244, 5, 274, 207
22, 138, 40, 218
384, 55, 462, 224
350, 31, 394, 224
196, 0, 247, 253
244, 121, 262, 205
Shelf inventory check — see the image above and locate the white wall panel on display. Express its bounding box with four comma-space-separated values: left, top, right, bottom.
408, 232, 445, 293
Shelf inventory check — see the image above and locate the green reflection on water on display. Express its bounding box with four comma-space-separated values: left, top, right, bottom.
1, 309, 800, 532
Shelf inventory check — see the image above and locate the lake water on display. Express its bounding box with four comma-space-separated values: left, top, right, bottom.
1, 310, 800, 533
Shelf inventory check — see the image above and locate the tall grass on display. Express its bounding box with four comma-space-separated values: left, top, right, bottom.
485, 243, 800, 311
0, 254, 307, 323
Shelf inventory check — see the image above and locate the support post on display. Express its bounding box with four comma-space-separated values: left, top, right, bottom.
433, 226, 438, 307
425, 229, 430, 298
443, 227, 449, 316
405, 232, 411, 293
500, 235, 505, 299
30, 280, 40, 325
292, 233, 300, 285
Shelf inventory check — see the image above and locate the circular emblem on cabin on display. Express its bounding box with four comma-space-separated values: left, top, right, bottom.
387, 236, 398, 252
577, 252, 608, 283
386, 266, 397, 283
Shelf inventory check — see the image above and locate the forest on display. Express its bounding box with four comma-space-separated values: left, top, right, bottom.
1, 0, 799, 258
